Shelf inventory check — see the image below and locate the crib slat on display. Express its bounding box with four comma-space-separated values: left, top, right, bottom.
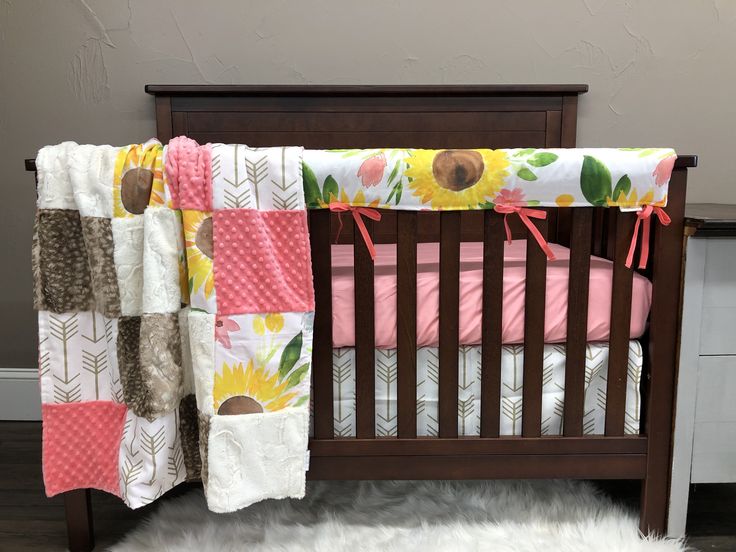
309, 210, 334, 439
606, 212, 635, 436
354, 218, 376, 439
439, 212, 461, 438
397, 212, 418, 438
564, 208, 593, 437
480, 210, 504, 437
522, 219, 548, 438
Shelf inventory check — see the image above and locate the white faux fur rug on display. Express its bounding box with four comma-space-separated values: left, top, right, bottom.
111, 480, 690, 552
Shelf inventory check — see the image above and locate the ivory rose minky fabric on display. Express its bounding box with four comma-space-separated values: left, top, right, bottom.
33, 139, 677, 514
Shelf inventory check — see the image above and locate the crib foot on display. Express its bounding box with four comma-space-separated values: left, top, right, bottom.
639, 475, 668, 536
64, 489, 95, 552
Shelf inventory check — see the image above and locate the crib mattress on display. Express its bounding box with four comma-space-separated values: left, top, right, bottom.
331, 241, 652, 348
322, 340, 642, 438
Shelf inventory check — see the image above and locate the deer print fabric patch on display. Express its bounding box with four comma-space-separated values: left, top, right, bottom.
80, 216, 121, 318
34, 209, 95, 313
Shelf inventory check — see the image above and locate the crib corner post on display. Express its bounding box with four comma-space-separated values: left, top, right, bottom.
64, 489, 95, 552
639, 167, 688, 535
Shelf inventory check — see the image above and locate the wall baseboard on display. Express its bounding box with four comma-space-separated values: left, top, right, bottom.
0, 368, 41, 421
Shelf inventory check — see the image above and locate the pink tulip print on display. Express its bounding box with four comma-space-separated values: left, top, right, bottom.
215, 316, 240, 349
493, 187, 526, 206
653, 155, 676, 186
357, 153, 387, 187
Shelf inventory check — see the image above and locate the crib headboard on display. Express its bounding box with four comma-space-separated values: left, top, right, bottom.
146, 84, 587, 149
146, 84, 590, 242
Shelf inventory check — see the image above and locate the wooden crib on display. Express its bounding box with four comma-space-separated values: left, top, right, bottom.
28, 84, 697, 550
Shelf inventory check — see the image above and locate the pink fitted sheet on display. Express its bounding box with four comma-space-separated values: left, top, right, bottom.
331, 241, 651, 348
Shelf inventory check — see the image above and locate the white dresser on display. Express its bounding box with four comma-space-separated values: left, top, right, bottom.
669, 204, 736, 537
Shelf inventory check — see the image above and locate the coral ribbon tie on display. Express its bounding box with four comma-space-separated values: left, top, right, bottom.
494, 205, 556, 261
625, 205, 671, 269
329, 201, 382, 260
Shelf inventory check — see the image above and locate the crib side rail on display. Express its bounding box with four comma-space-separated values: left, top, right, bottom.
306, 158, 694, 452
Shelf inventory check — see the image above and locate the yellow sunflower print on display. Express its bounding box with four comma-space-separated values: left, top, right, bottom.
405, 149, 510, 209
213, 360, 298, 415
174, 210, 190, 304
113, 141, 165, 218
182, 210, 214, 298
606, 188, 658, 209
336, 187, 380, 208
253, 313, 285, 336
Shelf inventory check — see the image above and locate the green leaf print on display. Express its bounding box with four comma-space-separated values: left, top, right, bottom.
513, 148, 536, 157
386, 178, 403, 205
286, 363, 310, 388
517, 167, 538, 181
386, 159, 401, 186
611, 174, 631, 202
302, 162, 322, 208
528, 152, 559, 167
278, 332, 303, 380
322, 175, 339, 204
293, 395, 309, 407
580, 155, 612, 206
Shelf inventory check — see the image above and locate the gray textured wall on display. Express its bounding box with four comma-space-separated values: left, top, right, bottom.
1, 0, 734, 367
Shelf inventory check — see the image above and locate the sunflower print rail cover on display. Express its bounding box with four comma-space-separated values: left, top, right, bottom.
32, 140, 676, 513
302, 147, 676, 210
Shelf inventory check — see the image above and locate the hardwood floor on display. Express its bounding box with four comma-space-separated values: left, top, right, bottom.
1, 421, 734, 551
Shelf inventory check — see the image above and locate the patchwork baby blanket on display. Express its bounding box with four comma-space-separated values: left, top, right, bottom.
33, 140, 676, 512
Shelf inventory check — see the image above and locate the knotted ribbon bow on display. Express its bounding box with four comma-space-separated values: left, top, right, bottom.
329, 201, 382, 260
625, 205, 671, 269
494, 204, 556, 261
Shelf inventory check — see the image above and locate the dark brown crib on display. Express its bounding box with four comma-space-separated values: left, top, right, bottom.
27, 84, 697, 551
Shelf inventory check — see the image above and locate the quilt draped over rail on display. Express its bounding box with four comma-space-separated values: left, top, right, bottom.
32, 140, 676, 512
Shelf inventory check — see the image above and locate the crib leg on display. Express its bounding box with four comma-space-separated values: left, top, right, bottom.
64, 489, 95, 552
639, 472, 668, 536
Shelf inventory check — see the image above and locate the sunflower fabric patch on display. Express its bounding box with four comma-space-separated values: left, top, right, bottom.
182, 210, 216, 313
212, 313, 313, 416
113, 140, 167, 218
